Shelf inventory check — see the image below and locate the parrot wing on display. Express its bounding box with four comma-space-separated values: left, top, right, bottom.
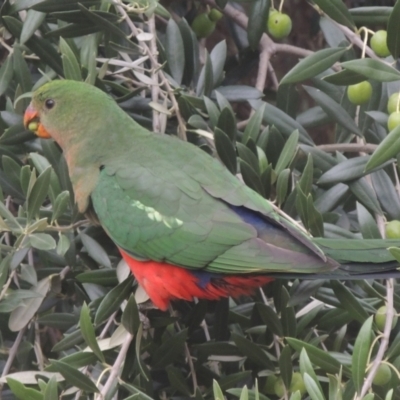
90, 135, 337, 275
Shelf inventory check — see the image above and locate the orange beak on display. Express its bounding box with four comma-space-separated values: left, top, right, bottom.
23, 103, 51, 139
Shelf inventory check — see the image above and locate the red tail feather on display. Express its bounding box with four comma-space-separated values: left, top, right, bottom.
120, 250, 273, 310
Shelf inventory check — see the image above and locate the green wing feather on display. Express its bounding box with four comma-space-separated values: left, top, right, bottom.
91, 134, 337, 275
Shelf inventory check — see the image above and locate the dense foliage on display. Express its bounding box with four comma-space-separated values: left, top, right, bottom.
1, 0, 400, 399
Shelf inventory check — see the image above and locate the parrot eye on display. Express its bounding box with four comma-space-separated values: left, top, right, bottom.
45, 99, 55, 110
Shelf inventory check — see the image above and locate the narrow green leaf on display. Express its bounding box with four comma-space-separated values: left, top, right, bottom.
204, 96, 220, 129
153, 329, 188, 368
279, 346, 292, 389
388, 247, 400, 264
51, 190, 70, 223
313, 0, 355, 29
365, 124, 400, 172
371, 170, 400, 220
79, 303, 105, 362
286, 338, 349, 376
240, 159, 264, 196
323, 69, 366, 86
303, 373, 326, 400
213, 379, 225, 400
341, 59, 400, 82
352, 316, 374, 394
232, 333, 274, 368
328, 373, 343, 400
3, 16, 63, 75
6, 378, 42, 400
256, 303, 283, 337
80, 232, 111, 268
121, 294, 140, 335
239, 385, 249, 400
349, 178, 383, 216
59, 37, 82, 81
32, 0, 100, 12
0, 55, 14, 95
276, 168, 290, 206
349, 6, 392, 25
77, 3, 126, 39
331, 281, 369, 323
20, 9, 45, 44
166, 366, 191, 396
165, 18, 184, 85
197, 52, 213, 97
9, 277, 50, 332
243, 103, 265, 144
177, 18, 197, 85
281, 287, 297, 337
94, 276, 133, 324
281, 47, 347, 85
247, 0, 270, 50
210, 40, 227, 87
50, 359, 99, 393
300, 348, 324, 393
29, 233, 56, 250
217, 107, 236, 141
214, 127, 237, 175
318, 156, 369, 185
299, 154, 313, 195
13, 46, 32, 94
357, 202, 381, 239
275, 130, 299, 174
27, 167, 51, 220
387, 0, 400, 59
43, 376, 58, 400
76, 269, 118, 286
303, 86, 362, 136
250, 99, 314, 145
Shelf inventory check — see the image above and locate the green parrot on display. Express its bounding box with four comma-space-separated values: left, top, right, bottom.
23, 80, 400, 310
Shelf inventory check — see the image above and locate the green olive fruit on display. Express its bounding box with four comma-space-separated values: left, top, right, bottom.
264, 375, 278, 395
274, 377, 285, 397
191, 13, 216, 38
374, 305, 398, 331
267, 10, 292, 39
387, 92, 400, 114
209, 8, 223, 22
347, 81, 372, 105
386, 220, 400, 239
372, 363, 392, 386
388, 111, 400, 131
370, 30, 391, 58
290, 372, 306, 395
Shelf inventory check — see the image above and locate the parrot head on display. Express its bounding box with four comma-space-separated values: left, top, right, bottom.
24, 80, 84, 140
23, 80, 124, 147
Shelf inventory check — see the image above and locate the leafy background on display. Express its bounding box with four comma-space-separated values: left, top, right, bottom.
0, 0, 400, 399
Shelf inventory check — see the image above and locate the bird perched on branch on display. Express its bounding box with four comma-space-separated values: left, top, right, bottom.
24, 80, 400, 310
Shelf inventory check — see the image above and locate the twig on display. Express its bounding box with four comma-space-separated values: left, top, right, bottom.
0, 38, 13, 53
148, 14, 161, 133
358, 279, 394, 399
392, 163, 400, 201
47, 220, 89, 232
99, 311, 118, 339
33, 321, 44, 371
331, 22, 381, 61
201, 0, 313, 92
113, 1, 187, 140
1, 327, 27, 377
317, 143, 377, 153
172, 306, 198, 393
97, 332, 134, 399
0, 270, 16, 301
